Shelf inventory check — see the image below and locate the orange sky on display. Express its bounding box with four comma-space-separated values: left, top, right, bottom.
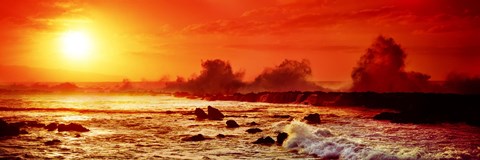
0, 0, 479, 82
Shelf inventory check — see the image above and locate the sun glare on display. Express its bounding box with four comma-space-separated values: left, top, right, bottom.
60, 31, 93, 60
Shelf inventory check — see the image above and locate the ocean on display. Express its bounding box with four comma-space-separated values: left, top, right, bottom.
1, 94, 479, 159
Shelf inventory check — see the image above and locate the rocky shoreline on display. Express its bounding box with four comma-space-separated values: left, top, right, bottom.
183, 91, 480, 126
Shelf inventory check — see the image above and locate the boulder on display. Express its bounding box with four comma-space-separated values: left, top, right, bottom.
304, 113, 321, 124
0, 119, 20, 137
216, 134, 226, 138
182, 134, 206, 141
44, 139, 61, 145
58, 123, 90, 132
207, 106, 224, 120
226, 120, 239, 128
253, 136, 275, 145
276, 132, 288, 145
246, 128, 262, 134
45, 123, 58, 131
194, 108, 208, 119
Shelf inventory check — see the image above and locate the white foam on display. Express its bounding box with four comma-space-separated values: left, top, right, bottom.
282, 120, 417, 160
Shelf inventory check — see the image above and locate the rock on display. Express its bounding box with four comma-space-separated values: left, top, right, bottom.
45, 123, 58, 131
20, 130, 28, 134
246, 128, 262, 134
44, 139, 61, 145
182, 134, 206, 141
253, 136, 275, 145
276, 132, 288, 145
207, 106, 224, 120
373, 112, 398, 120
58, 123, 90, 132
0, 119, 21, 137
247, 122, 259, 126
304, 113, 321, 124
26, 121, 46, 128
226, 120, 239, 128
194, 108, 208, 119
216, 134, 226, 138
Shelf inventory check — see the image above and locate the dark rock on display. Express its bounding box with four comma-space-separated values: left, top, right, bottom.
10, 122, 27, 128
207, 106, 224, 120
247, 122, 259, 126
246, 128, 262, 134
182, 134, 206, 141
272, 115, 291, 118
57, 123, 89, 132
194, 108, 208, 119
26, 121, 46, 128
20, 130, 28, 134
304, 113, 321, 124
44, 139, 61, 145
145, 117, 153, 119
45, 123, 58, 131
276, 132, 288, 145
216, 134, 226, 138
0, 119, 21, 137
253, 136, 275, 145
373, 112, 398, 120
226, 120, 239, 128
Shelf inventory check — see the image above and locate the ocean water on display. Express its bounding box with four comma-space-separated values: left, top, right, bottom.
0, 94, 479, 159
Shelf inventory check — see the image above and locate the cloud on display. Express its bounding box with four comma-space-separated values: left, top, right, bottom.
164, 59, 245, 94
350, 35, 431, 92
246, 59, 324, 92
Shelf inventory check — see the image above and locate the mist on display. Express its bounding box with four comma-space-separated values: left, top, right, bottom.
245, 59, 324, 92
164, 59, 245, 94
350, 36, 432, 92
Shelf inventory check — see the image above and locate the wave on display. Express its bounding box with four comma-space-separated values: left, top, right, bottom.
281, 120, 421, 160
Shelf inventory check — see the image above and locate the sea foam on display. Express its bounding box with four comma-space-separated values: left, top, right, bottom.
282, 120, 409, 160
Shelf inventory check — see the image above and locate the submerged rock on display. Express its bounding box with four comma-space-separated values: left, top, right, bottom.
45, 123, 58, 131
304, 113, 321, 124
44, 139, 61, 145
373, 112, 398, 120
226, 120, 239, 128
194, 108, 208, 119
216, 134, 226, 138
0, 119, 21, 137
247, 122, 259, 126
246, 128, 262, 134
58, 123, 90, 132
207, 106, 224, 120
276, 132, 288, 145
253, 136, 275, 145
182, 134, 207, 141
272, 115, 291, 118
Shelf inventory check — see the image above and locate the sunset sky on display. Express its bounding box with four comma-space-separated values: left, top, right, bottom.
1, 0, 479, 82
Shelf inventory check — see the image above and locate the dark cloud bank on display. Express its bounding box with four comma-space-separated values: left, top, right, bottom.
165, 35, 479, 95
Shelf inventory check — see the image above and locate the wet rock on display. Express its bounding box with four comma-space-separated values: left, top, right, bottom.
253, 136, 275, 145
304, 113, 321, 124
247, 122, 259, 126
226, 120, 239, 128
145, 117, 153, 119
194, 108, 208, 119
58, 123, 90, 132
26, 121, 46, 128
216, 134, 226, 138
276, 132, 288, 145
246, 128, 262, 134
207, 106, 224, 120
182, 134, 206, 141
44, 139, 61, 145
0, 119, 21, 137
45, 123, 58, 131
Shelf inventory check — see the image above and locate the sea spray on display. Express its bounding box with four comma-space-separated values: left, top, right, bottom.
282, 120, 400, 160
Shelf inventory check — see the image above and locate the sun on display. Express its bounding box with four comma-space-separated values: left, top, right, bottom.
60, 30, 93, 60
